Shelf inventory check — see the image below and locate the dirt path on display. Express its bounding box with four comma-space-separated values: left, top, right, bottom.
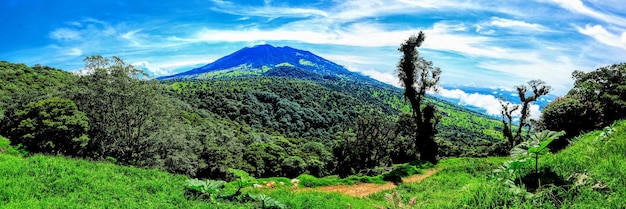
308, 169, 439, 198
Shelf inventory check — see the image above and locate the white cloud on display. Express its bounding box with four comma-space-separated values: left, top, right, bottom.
436, 87, 543, 119
550, 0, 626, 27
132, 61, 169, 76
359, 69, 400, 87
67, 48, 83, 56
485, 17, 549, 32
578, 24, 626, 50
210, 3, 328, 19
49, 28, 81, 41
120, 29, 144, 46
437, 88, 503, 116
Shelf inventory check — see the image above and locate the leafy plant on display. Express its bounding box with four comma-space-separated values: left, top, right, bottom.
247, 193, 286, 209
491, 131, 566, 197
511, 131, 565, 174
0, 135, 27, 156
184, 178, 226, 202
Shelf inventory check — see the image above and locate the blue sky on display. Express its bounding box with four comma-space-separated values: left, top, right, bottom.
2, 0, 625, 97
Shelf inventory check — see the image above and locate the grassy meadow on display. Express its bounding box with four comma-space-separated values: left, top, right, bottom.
2, 120, 625, 208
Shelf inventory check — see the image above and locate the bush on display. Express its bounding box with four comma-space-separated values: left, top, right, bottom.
0, 136, 27, 156
296, 174, 352, 187
382, 164, 421, 183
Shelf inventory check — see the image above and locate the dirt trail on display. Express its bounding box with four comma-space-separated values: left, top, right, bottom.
307, 169, 438, 198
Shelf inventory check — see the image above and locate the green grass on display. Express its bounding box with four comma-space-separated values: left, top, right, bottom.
0, 152, 254, 209
267, 188, 376, 209
369, 120, 626, 209
365, 157, 512, 208
2, 120, 625, 208
538, 120, 626, 208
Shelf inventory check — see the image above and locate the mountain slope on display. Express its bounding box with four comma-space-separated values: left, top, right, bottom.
165, 77, 506, 158
158, 44, 508, 156
157, 44, 374, 83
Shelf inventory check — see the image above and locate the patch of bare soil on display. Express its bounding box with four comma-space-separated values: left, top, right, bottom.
306, 168, 439, 198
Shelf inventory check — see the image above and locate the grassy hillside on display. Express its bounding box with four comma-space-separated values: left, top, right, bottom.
373, 120, 626, 208
0, 135, 373, 208
2, 119, 625, 208
0, 143, 210, 208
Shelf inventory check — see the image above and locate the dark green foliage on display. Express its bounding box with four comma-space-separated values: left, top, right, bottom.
396, 32, 441, 164
540, 63, 626, 150
165, 77, 371, 141
0, 61, 77, 137
571, 63, 626, 124
382, 164, 423, 184
185, 178, 226, 202
70, 56, 168, 161
538, 97, 594, 143
246, 194, 286, 209
11, 97, 89, 156
0, 135, 27, 156
333, 115, 398, 177
510, 131, 565, 174
263, 65, 323, 80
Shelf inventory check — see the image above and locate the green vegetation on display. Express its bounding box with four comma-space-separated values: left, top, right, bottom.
0, 151, 222, 208
1, 119, 625, 208
1, 35, 624, 208
539, 63, 626, 150
11, 97, 89, 155
298, 59, 316, 67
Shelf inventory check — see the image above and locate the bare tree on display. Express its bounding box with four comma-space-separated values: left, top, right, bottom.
501, 80, 551, 148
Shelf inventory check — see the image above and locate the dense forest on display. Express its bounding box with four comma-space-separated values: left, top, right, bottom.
0, 53, 503, 179
1, 50, 625, 208
2, 53, 625, 180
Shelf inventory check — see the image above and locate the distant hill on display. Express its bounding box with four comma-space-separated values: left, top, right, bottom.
157, 44, 378, 84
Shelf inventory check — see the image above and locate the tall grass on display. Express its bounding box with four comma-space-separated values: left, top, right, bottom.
539, 120, 626, 208
378, 120, 626, 209
367, 157, 514, 208
0, 152, 253, 209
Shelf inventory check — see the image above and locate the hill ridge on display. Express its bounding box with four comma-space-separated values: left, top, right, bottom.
157, 44, 366, 81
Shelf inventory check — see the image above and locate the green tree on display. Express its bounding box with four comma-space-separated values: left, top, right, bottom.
539, 63, 625, 150
11, 97, 89, 155
70, 56, 175, 163
570, 63, 626, 126
538, 96, 597, 149
282, 156, 307, 178
396, 31, 441, 164
0, 61, 77, 136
